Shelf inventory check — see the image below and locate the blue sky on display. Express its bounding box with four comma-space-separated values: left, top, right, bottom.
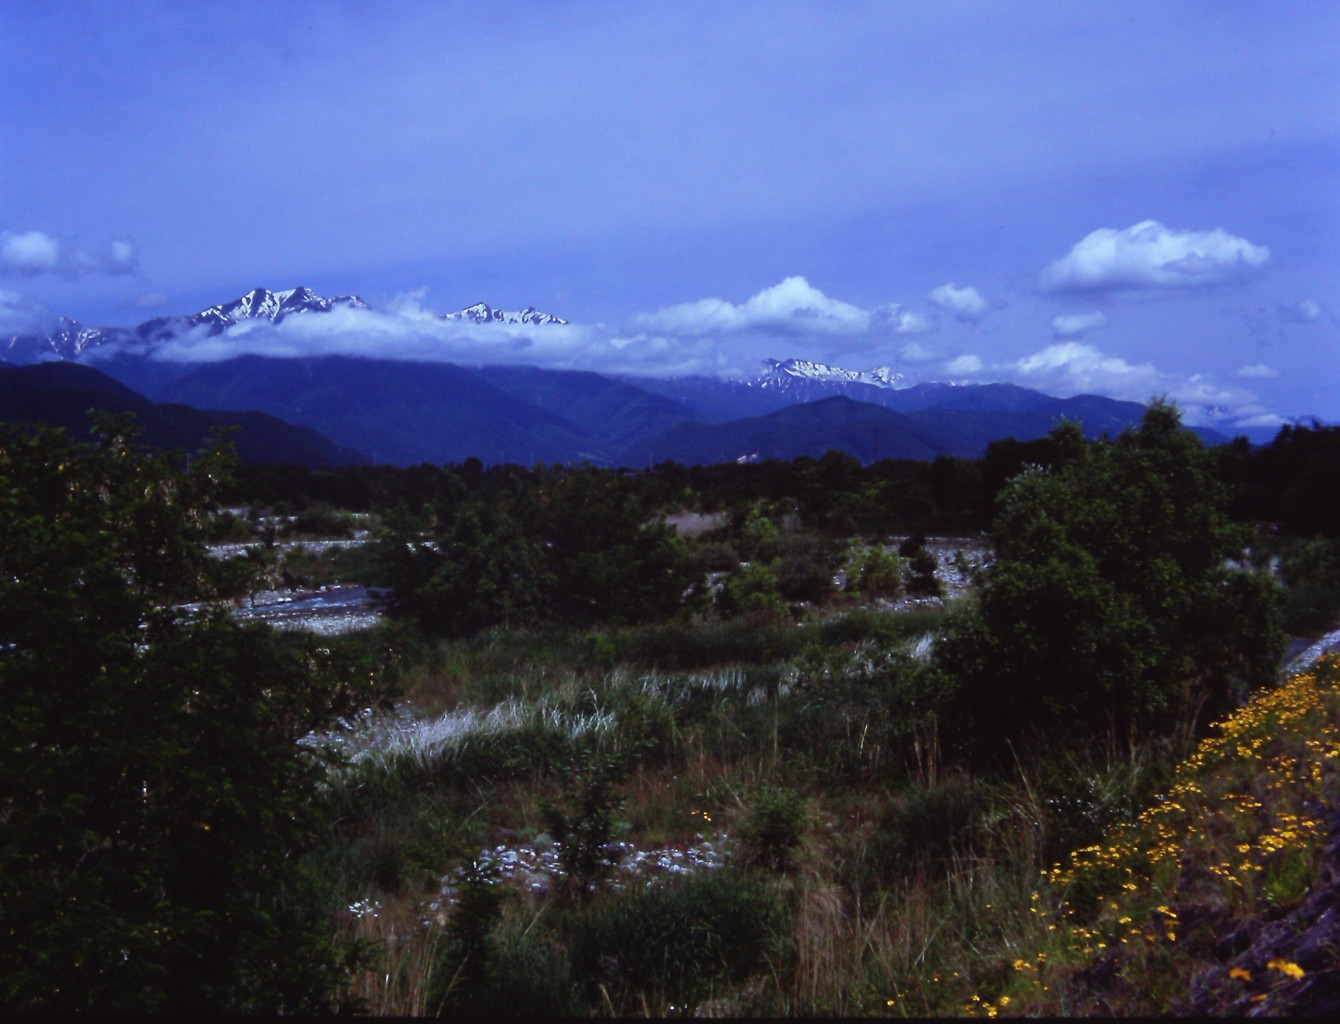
2, 1, 1336, 428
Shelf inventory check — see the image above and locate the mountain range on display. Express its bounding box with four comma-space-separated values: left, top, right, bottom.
2, 286, 1247, 468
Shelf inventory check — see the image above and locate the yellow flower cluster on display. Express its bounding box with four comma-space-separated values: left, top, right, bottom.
1049, 657, 1340, 900
1023, 656, 1340, 1007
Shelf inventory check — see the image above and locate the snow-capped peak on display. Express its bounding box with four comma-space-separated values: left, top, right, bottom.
191, 287, 369, 330
442, 302, 568, 326
754, 358, 904, 389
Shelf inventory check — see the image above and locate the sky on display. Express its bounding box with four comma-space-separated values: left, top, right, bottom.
2, 1, 1337, 429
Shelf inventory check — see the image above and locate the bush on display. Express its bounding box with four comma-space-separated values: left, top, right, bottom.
562, 872, 789, 1011
739, 787, 811, 870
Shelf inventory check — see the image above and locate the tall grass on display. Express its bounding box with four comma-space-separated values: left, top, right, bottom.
307, 604, 1337, 1017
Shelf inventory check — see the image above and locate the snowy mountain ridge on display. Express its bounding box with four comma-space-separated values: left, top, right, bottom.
190, 286, 369, 331
751, 358, 904, 390
442, 302, 569, 326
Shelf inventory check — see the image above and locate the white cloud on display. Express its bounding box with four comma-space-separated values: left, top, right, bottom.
630, 276, 871, 336
1040, 220, 1269, 293
1050, 310, 1107, 339
927, 282, 989, 323
104, 239, 138, 275
898, 340, 941, 363
1281, 298, 1322, 324
134, 291, 170, 309
0, 229, 138, 278
872, 303, 932, 334
1, 231, 62, 275
944, 354, 984, 375
1005, 340, 1275, 427
1236, 364, 1280, 379
137, 294, 724, 378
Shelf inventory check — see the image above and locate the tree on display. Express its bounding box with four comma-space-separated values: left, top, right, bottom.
938, 402, 1283, 759
374, 499, 551, 636
0, 420, 383, 1013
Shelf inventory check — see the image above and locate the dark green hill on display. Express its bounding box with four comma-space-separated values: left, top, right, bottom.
0, 361, 368, 467
620, 396, 945, 466
157, 355, 591, 466
476, 364, 696, 457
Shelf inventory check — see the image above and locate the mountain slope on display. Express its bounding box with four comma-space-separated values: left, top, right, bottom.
158, 355, 592, 466
476, 364, 696, 456
0, 361, 368, 466
620, 396, 946, 466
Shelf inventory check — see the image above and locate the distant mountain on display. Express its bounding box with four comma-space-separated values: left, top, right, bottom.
625, 362, 1154, 435
754, 357, 903, 390
476, 364, 695, 457
2, 286, 369, 363
0, 361, 369, 467
619, 390, 1221, 467
155, 355, 593, 466
1, 283, 1246, 467
442, 302, 568, 326
620, 396, 945, 466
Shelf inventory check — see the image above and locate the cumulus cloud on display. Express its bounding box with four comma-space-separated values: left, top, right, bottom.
1, 231, 63, 275
1050, 310, 1107, 339
1006, 340, 1275, 428
1236, 364, 1280, 379
1040, 220, 1269, 293
0, 229, 138, 278
631, 276, 872, 336
927, 282, 989, 323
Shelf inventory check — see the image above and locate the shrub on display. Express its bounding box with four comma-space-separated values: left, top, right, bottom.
562, 872, 789, 1011
739, 787, 811, 871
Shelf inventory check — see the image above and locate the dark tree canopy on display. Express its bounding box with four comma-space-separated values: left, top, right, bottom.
939, 402, 1283, 759
0, 420, 383, 1013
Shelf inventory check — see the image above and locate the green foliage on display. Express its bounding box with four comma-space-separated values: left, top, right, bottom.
773, 533, 841, 604
561, 872, 788, 1011
428, 860, 507, 1014
898, 534, 943, 597
1276, 536, 1340, 634
736, 504, 782, 562
0, 420, 385, 1013
540, 755, 626, 900
866, 775, 993, 879
282, 501, 357, 538
738, 787, 810, 870
846, 543, 905, 599
717, 561, 789, 621
373, 466, 702, 637
939, 401, 1284, 759
375, 501, 552, 636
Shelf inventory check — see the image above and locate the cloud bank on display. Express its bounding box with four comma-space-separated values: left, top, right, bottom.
1040, 220, 1269, 293
0, 230, 137, 278
940, 339, 1277, 429
136, 298, 724, 378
